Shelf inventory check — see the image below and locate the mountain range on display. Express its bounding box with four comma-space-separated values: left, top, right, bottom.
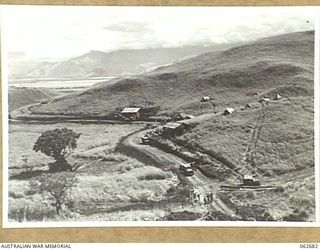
26, 30, 313, 117
9, 44, 237, 79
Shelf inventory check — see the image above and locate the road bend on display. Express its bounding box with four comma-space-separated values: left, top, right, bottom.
119, 128, 236, 217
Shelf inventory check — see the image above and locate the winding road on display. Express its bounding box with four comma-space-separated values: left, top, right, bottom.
119, 128, 237, 217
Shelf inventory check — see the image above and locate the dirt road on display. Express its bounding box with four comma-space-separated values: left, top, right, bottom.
118, 129, 236, 217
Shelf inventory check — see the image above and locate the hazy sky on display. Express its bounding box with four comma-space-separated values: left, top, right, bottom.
1, 6, 315, 60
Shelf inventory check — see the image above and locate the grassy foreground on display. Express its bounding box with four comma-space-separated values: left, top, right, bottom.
8, 123, 191, 222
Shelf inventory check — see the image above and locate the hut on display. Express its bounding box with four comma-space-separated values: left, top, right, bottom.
274, 93, 282, 100
121, 107, 141, 120
223, 107, 234, 115
201, 96, 211, 102
163, 122, 186, 136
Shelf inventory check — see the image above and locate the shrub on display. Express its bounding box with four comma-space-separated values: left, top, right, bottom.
9, 180, 30, 198
31, 172, 78, 215
9, 191, 24, 199
275, 186, 285, 193
282, 209, 309, 221
246, 191, 256, 199
102, 153, 129, 162
48, 160, 72, 172
137, 173, 166, 181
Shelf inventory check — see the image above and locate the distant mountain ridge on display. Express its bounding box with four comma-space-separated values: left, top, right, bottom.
13, 45, 237, 79
19, 30, 314, 117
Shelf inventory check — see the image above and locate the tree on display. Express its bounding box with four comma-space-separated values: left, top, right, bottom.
31, 172, 78, 215
33, 128, 81, 172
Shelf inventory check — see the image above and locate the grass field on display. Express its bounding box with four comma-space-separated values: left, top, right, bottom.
8, 122, 194, 222
8, 123, 143, 174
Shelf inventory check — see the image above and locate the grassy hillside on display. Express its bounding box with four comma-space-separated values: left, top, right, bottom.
27, 31, 314, 117
179, 96, 314, 177
9, 87, 60, 112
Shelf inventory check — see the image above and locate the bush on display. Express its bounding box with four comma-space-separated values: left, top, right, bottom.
246, 191, 256, 199
9, 180, 30, 198
118, 159, 144, 173
102, 153, 128, 162
137, 173, 166, 181
9, 191, 24, 199
282, 209, 309, 221
275, 186, 285, 192
164, 211, 202, 221
48, 159, 72, 172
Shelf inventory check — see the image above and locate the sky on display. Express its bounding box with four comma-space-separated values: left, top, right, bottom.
1, 6, 315, 60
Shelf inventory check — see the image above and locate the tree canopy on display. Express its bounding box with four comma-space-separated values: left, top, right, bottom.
33, 128, 81, 171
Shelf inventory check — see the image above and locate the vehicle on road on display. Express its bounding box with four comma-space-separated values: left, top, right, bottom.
179, 162, 194, 176
141, 136, 150, 144
241, 174, 261, 186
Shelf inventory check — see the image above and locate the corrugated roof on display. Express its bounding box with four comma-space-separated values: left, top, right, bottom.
121, 107, 141, 113
164, 122, 183, 129
243, 174, 254, 180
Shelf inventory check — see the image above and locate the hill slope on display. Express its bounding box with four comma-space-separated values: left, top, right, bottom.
28, 30, 314, 117
9, 87, 60, 112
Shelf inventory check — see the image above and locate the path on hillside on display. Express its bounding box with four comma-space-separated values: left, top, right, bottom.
118, 129, 236, 217
238, 103, 267, 175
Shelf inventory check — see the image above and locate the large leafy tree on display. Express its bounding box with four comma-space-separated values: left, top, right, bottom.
33, 128, 81, 172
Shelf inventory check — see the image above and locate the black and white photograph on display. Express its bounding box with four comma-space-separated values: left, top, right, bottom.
1, 6, 318, 226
